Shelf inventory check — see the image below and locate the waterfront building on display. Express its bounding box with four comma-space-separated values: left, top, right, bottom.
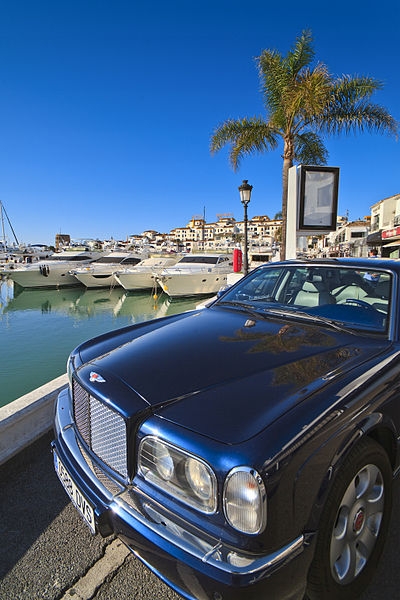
323, 218, 370, 258
368, 194, 400, 258
168, 214, 281, 257
51, 192, 400, 262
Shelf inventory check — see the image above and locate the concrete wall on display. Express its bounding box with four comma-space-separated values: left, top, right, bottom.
0, 374, 68, 465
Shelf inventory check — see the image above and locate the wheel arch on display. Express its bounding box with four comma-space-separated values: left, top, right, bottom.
294, 416, 397, 536
360, 415, 398, 472
305, 434, 394, 599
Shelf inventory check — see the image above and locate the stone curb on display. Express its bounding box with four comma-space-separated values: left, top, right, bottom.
0, 374, 68, 465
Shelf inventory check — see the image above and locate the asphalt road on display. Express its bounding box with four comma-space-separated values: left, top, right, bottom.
0, 432, 398, 600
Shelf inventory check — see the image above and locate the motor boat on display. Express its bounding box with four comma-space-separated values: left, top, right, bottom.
5, 249, 104, 289
70, 251, 146, 288
114, 256, 178, 291
154, 254, 233, 298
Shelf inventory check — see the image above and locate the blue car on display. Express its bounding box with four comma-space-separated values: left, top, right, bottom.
52, 258, 399, 599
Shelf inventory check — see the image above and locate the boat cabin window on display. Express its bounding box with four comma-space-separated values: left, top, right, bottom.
179, 256, 220, 265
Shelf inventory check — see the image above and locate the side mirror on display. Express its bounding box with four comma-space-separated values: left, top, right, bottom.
217, 285, 230, 298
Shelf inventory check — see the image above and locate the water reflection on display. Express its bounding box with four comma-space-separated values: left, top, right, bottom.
0, 278, 14, 313
0, 281, 199, 407
2, 284, 198, 320
3, 286, 82, 313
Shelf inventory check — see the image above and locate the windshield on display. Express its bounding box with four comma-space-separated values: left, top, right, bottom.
217, 264, 392, 334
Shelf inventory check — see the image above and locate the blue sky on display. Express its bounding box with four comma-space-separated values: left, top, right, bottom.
0, 0, 398, 247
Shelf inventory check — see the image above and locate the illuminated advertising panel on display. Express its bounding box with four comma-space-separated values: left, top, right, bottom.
298, 166, 339, 232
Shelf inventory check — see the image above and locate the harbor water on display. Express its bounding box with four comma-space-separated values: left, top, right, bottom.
0, 279, 199, 408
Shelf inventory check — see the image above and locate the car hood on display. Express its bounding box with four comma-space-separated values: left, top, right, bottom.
76, 307, 390, 443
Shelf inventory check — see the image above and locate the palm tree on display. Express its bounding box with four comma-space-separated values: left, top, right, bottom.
210, 30, 398, 259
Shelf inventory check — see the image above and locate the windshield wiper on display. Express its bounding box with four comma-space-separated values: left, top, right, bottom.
217, 300, 269, 321
264, 307, 358, 335
218, 300, 366, 335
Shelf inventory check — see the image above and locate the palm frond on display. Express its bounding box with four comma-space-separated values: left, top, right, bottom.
283, 64, 332, 132
317, 81, 399, 137
294, 132, 328, 165
333, 75, 383, 102
323, 103, 398, 137
210, 117, 279, 171
257, 50, 288, 114
285, 30, 315, 76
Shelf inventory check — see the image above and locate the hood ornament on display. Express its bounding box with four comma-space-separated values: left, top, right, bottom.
90, 371, 106, 383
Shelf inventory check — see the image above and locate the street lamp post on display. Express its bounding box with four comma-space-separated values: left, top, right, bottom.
238, 179, 253, 275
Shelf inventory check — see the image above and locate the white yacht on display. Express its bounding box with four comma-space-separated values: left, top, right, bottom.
154, 254, 233, 298
114, 256, 178, 291
6, 249, 104, 289
70, 251, 145, 288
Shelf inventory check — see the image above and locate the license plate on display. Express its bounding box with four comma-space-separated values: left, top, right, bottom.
54, 451, 96, 534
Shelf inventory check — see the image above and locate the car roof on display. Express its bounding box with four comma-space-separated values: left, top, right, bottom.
261, 258, 400, 273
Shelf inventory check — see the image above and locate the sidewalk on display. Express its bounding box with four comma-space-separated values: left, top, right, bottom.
0, 432, 180, 600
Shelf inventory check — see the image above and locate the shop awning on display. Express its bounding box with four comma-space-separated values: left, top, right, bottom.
383, 239, 400, 247
366, 231, 382, 245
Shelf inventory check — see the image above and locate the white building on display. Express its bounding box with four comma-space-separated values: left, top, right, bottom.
372, 193, 400, 257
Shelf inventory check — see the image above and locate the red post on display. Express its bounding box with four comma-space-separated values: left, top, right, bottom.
233, 248, 243, 272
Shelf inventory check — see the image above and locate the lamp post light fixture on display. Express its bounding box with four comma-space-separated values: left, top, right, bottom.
238, 179, 253, 275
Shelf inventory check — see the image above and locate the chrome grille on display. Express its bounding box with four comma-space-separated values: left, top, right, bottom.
73, 381, 91, 445
73, 379, 128, 478
77, 439, 124, 496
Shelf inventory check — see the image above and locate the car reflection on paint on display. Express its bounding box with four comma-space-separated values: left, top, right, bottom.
53, 258, 400, 600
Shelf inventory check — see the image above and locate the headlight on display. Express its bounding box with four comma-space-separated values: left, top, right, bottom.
153, 441, 174, 481
138, 437, 217, 513
223, 467, 267, 534
185, 457, 214, 500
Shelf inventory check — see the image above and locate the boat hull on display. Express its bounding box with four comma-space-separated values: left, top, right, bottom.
72, 271, 119, 289
9, 265, 83, 288
114, 270, 158, 291
7, 255, 103, 289
157, 272, 229, 297
70, 251, 146, 289
115, 257, 178, 291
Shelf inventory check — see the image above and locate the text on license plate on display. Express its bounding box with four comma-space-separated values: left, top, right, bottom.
54, 452, 96, 534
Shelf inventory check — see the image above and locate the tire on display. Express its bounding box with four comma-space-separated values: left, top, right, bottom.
306, 437, 393, 600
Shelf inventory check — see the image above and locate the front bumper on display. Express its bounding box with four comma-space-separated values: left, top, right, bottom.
53, 386, 313, 600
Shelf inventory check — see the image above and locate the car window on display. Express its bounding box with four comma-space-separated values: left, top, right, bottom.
218, 265, 392, 334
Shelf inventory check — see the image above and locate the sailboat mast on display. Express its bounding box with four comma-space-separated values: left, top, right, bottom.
0, 202, 6, 250
0, 201, 19, 247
